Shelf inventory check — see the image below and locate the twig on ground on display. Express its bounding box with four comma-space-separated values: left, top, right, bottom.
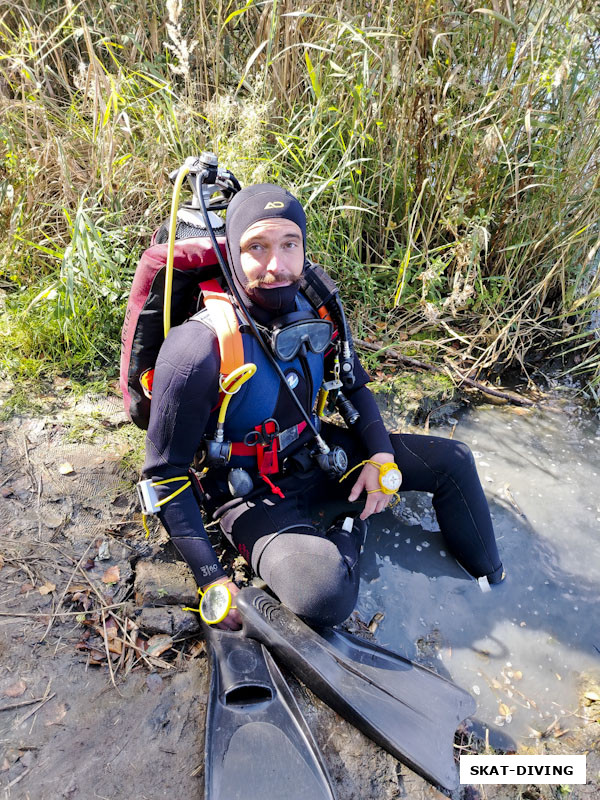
3, 766, 32, 791
40, 538, 97, 641
13, 681, 54, 727
101, 607, 122, 696
0, 604, 126, 619
0, 696, 49, 713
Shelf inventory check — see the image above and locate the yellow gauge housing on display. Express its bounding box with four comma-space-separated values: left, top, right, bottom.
378, 462, 402, 494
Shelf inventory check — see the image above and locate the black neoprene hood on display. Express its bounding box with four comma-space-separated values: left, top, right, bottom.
225, 184, 307, 315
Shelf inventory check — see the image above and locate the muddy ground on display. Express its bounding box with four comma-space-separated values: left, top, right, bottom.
1, 384, 598, 800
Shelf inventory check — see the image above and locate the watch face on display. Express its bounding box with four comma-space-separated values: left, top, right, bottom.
381, 469, 402, 492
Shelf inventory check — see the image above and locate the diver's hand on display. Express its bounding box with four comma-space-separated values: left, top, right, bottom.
201, 576, 243, 631
348, 451, 395, 521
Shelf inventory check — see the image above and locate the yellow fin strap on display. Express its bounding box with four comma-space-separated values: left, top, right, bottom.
153, 477, 192, 507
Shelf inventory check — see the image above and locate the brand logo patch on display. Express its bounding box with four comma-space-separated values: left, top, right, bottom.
264, 201, 284, 209
286, 372, 299, 389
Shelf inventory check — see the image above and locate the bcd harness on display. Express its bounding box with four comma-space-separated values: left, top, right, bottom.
137, 265, 353, 500
193, 271, 348, 482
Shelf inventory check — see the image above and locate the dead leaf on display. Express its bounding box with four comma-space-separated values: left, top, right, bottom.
513, 670, 523, 681
45, 702, 67, 726
499, 703, 512, 717
88, 649, 106, 664
107, 639, 122, 656
583, 691, 600, 705
146, 635, 174, 658
3, 679, 27, 698
58, 462, 74, 475
101, 565, 120, 584
19, 582, 34, 594
0, 554, 4, 570
38, 581, 56, 595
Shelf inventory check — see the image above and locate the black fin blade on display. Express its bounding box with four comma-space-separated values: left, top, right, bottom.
238, 587, 475, 791
204, 625, 336, 800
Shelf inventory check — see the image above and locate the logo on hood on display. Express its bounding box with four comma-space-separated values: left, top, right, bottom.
264, 201, 285, 209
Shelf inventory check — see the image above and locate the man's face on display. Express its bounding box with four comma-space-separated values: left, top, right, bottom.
239, 219, 304, 290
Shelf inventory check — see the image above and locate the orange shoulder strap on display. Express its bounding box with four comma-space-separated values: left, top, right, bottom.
199, 279, 244, 376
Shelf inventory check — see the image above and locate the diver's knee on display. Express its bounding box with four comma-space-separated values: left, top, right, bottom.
439, 439, 477, 483
259, 534, 358, 626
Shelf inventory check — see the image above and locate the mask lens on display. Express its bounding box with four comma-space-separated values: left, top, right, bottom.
273, 320, 332, 360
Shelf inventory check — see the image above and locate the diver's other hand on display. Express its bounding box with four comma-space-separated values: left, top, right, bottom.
348, 451, 395, 520
201, 576, 243, 630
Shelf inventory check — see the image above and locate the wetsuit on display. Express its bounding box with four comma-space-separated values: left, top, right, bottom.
143, 182, 503, 626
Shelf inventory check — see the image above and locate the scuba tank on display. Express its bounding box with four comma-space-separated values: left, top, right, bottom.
120, 154, 241, 429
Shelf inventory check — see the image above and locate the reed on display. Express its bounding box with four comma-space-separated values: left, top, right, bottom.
1, 0, 598, 398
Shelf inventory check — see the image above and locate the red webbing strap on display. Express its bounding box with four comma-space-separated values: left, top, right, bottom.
255, 420, 279, 476
200, 279, 244, 377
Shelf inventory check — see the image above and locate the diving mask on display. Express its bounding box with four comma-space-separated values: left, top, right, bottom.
269, 311, 333, 361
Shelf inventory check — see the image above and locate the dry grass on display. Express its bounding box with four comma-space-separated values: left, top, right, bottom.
0, 0, 598, 397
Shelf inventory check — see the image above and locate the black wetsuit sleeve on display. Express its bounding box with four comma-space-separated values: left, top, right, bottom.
345, 351, 394, 457
143, 320, 225, 585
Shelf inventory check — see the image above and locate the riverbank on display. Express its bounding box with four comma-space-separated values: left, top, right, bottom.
0, 378, 598, 799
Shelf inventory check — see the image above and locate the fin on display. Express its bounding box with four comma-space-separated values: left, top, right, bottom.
237, 587, 475, 791
203, 623, 336, 800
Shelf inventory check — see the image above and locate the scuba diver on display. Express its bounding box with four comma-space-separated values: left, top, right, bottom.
141, 181, 505, 632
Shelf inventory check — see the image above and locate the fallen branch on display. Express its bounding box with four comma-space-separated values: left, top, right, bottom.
0, 696, 48, 713
356, 339, 536, 408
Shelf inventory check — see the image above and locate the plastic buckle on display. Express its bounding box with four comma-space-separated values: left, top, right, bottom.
136, 479, 161, 515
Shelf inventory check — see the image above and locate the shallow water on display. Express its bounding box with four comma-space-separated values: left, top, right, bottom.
358, 393, 600, 747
